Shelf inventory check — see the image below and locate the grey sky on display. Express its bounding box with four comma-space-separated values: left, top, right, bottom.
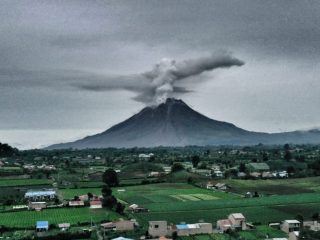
1, 0, 320, 148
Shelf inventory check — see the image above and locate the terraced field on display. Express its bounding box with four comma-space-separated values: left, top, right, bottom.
0, 178, 51, 187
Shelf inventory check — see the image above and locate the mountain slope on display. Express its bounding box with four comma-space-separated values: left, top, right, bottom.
47, 98, 320, 149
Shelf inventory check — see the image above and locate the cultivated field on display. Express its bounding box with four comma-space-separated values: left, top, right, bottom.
224, 177, 320, 195
0, 207, 119, 228
0, 178, 51, 187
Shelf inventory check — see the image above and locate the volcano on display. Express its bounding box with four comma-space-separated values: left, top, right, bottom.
47, 98, 320, 149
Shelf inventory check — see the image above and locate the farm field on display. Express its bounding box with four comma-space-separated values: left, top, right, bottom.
60, 183, 238, 203
134, 202, 320, 227
113, 183, 239, 205
224, 177, 320, 195
0, 178, 51, 187
0, 207, 119, 228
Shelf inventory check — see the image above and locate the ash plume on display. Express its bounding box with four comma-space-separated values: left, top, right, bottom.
77, 52, 245, 105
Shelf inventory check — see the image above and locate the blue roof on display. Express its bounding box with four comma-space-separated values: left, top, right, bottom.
176, 224, 188, 230
112, 237, 134, 240
36, 221, 49, 228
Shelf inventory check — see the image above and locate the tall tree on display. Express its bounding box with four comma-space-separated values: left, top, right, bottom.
191, 155, 200, 168
102, 169, 119, 187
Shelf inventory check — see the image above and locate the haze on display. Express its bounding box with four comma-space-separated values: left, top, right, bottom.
1, 0, 320, 149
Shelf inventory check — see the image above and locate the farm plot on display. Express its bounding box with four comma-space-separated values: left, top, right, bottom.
0, 207, 119, 228
0, 178, 51, 187
113, 183, 238, 205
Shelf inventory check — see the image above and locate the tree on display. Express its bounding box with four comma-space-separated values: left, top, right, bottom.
239, 163, 246, 172
102, 195, 117, 209
102, 169, 119, 187
312, 212, 319, 221
101, 185, 112, 198
115, 202, 125, 214
191, 155, 200, 168
87, 192, 93, 199
171, 163, 184, 172
284, 150, 292, 161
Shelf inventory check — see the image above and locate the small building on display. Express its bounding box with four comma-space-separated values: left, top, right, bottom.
90, 200, 102, 209
304, 220, 320, 231
68, 200, 85, 207
112, 237, 134, 240
58, 223, 70, 231
128, 204, 148, 213
36, 221, 49, 232
206, 181, 215, 190
213, 170, 223, 177
228, 213, 246, 229
25, 189, 56, 201
215, 183, 229, 191
101, 220, 135, 231
28, 202, 46, 211
281, 220, 300, 234
149, 221, 169, 237
217, 213, 246, 232
175, 223, 213, 236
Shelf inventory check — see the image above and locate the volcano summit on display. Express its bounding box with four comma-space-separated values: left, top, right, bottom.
47, 98, 320, 149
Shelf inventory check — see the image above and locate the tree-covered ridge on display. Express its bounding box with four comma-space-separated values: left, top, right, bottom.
0, 142, 18, 157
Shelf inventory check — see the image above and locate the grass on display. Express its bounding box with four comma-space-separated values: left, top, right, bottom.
0, 178, 51, 187
224, 177, 320, 195
0, 207, 120, 228
112, 183, 238, 205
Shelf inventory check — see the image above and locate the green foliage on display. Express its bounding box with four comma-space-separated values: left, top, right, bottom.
171, 163, 184, 172
102, 168, 119, 187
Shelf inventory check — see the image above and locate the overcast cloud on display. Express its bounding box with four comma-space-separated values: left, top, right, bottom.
1, 0, 320, 149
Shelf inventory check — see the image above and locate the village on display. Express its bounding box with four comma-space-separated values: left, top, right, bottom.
0, 144, 320, 239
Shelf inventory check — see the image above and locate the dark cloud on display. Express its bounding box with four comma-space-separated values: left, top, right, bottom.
0, 0, 320, 148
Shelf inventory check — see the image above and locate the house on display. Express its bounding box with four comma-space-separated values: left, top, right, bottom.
28, 202, 46, 211
128, 204, 148, 213
112, 237, 134, 240
228, 213, 246, 229
78, 194, 89, 201
149, 171, 161, 177
281, 220, 300, 240
216, 219, 232, 232
101, 220, 135, 231
139, 153, 154, 159
249, 172, 261, 178
36, 221, 49, 231
213, 170, 223, 177
68, 200, 85, 207
90, 200, 102, 209
174, 223, 213, 236
303, 221, 320, 231
206, 181, 215, 190
148, 221, 212, 237
58, 223, 70, 231
25, 189, 56, 201
278, 171, 289, 178
149, 221, 170, 237
215, 183, 229, 191
217, 213, 246, 232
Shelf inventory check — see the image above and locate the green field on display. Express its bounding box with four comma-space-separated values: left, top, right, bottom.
0, 207, 119, 228
60, 183, 238, 203
0, 178, 51, 187
113, 183, 239, 205
225, 177, 320, 195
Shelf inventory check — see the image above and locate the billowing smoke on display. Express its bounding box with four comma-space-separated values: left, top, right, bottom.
76, 52, 244, 105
